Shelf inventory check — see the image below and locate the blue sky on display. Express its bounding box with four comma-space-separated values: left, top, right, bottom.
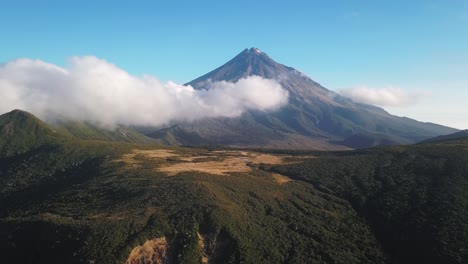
1, 0, 467, 128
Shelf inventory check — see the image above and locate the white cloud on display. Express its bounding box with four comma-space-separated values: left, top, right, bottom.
339, 86, 423, 107
0, 57, 288, 128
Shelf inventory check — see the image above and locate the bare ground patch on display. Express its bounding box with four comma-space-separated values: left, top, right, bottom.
159, 151, 286, 176
115, 148, 312, 181
198, 232, 210, 264
251, 153, 283, 164
136, 149, 178, 159
126, 237, 172, 264
271, 173, 292, 185
160, 157, 251, 176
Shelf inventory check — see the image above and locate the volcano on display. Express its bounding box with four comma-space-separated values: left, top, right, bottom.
148, 48, 457, 149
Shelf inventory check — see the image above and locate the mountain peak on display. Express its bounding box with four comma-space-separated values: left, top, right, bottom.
9, 109, 35, 116
3, 109, 46, 124
0, 109, 54, 131
187, 47, 289, 88
239, 47, 263, 54
0, 109, 58, 156
238, 47, 270, 59
186, 47, 337, 106
251, 47, 262, 53
164, 49, 458, 150
245, 47, 265, 55
186, 48, 332, 102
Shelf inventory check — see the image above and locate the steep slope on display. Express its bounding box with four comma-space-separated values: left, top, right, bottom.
147, 48, 457, 149
0, 109, 60, 156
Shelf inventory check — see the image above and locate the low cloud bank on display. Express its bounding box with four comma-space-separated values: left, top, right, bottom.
0, 56, 288, 127
339, 86, 422, 107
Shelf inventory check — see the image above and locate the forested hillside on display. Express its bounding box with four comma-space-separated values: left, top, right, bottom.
0, 110, 467, 263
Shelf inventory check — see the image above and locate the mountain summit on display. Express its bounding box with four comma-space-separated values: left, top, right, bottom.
189, 47, 339, 109
0, 109, 58, 156
188, 47, 292, 84
151, 48, 457, 149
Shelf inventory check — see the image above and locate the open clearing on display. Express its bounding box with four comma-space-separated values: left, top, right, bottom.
160, 156, 251, 176
115, 149, 311, 181
271, 173, 292, 184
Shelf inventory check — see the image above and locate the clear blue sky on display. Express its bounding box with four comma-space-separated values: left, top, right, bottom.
1, 0, 467, 128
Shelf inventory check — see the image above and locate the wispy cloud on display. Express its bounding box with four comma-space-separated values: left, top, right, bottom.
0, 57, 289, 128
339, 86, 424, 107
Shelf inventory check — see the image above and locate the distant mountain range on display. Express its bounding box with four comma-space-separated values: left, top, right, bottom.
145, 48, 457, 149
0, 48, 458, 150
421, 129, 468, 143
1, 109, 464, 156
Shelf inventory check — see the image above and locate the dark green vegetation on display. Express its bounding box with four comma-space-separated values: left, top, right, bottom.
0, 109, 156, 157
0, 110, 60, 157
51, 120, 158, 144
0, 110, 467, 263
147, 48, 457, 149
271, 140, 468, 263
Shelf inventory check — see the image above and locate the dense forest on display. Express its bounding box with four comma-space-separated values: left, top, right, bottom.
0, 110, 467, 263
271, 139, 468, 263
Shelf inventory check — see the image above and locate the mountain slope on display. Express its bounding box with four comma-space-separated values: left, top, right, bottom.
0, 113, 467, 263
271, 137, 468, 264
51, 120, 158, 144
0, 109, 60, 156
421, 129, 468, 143
0, 110, 158, 153
147, 48, 457, 149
